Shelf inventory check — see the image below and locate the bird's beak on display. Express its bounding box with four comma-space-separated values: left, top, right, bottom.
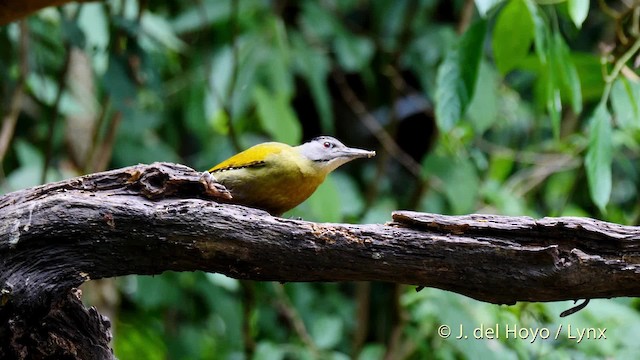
339, 147, 376, 159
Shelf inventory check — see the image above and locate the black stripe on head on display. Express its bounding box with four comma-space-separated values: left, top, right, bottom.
309, 136, 335, 143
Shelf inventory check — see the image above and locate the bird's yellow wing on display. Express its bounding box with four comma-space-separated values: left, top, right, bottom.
208, 142, 291, 173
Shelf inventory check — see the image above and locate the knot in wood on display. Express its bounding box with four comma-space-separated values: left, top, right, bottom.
137, 168, 171, 198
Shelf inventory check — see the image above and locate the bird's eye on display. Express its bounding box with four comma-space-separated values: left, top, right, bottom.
323, 141, 333, 149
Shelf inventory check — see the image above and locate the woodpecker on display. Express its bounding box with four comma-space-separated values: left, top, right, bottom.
209, 136, 375, 216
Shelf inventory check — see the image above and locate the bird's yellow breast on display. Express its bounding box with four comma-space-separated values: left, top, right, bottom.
209, 142, 326, 215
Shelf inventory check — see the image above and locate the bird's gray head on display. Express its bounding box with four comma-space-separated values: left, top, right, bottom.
295, 136, 376, 173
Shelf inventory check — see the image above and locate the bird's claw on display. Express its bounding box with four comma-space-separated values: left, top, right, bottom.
199, 171, 232, 200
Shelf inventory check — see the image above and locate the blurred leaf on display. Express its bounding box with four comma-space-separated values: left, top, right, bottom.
206, 39, 262, 124
206, 46, 234, 120
254, 86, 301, 145
112, 132, 180, 166
230, 39, 262, 118
266, 18, 293, 97
435, 20, 486, 131
167, 324, 217, 359
209, 110, 230, 136
129, 275, 184, 310
27, 73, 84, 115
406, 26, 458, 95
361, 198, 397, 224
171, 2, 231, 34
611, 78, 640, 130
418, 189, 447, 214
475, 0, 505, 16
492, 0, 534, 75
373, 1, 410, 50
112, 15, 141, 38
585, 103, 612, 212
27, 74, 59, 106
183, 83, 209, 142
141, 12, 187, 52
115, 318, 166, 360
77, 4, 109, 73
5, 140, 45, 191
299, 1, 341, 41
567, 0, 589, 29
560, 204, 590, 217
525, 0, 548, 63
104, 54, 137, 113
118, 109, 161, 136
61, 17, 85, 48
572, 53, 605, 103
15, 139, 43, 168
334, 31, 374, 72
423, 153, 479, 214
292, 33, 333, 133
253, 342, 286, 360
357, 344, 386, 360
288, 175, 341, 222
327, 352, 351, 360
311, 316, 343, 350
518, 30, 583, 134
466, 60, 499, 132
205, 273, 240, 292
543, 171, 576, 214
544, 30, 562, 138
487, 151, 514, 182
482, 181, 529, 215
553, 32, 582, 114
194, 135, 236, 171
331, 172, 365, 218
28, 17, 66, 69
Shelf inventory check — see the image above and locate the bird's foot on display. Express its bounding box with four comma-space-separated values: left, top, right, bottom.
199, 171, 232, 200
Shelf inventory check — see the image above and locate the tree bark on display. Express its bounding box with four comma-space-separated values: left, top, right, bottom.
1, 162, 639, 358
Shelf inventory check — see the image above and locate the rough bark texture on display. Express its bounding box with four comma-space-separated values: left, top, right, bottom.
0, 162, 639, 359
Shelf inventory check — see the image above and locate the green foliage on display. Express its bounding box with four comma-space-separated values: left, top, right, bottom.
492, 0, 534, 75
254, 86, 302, 145
611, 78, 640, 130
475, 0, 505, 16
435, 20, 486, 131
567, 0, 590, 28
2, 0, 640, 359
423, 151, 480, 215
585, 104, 613, 213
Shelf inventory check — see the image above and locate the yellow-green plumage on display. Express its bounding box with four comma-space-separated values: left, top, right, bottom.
209, 137, 375, 216
209, 143, 326, 216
